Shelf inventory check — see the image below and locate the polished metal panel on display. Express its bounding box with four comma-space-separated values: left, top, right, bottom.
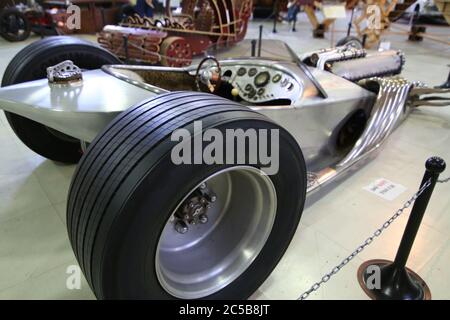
256, 68, 376, 170
338, 78, 412, 167
306, 77, 415, 198
102, 64, 173, 94
0, 69, 155, 142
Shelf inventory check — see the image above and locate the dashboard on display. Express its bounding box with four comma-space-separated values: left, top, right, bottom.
220, 63, 303, 104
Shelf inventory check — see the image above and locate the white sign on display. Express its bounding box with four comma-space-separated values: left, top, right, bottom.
363, 178, 407, 201
322, 5, 347, 19
378, 41, 391, 51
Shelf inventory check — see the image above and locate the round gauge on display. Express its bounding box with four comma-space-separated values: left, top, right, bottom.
254, 71, 270, 88
237, 67, 246, 76
247, 89, 256, 99
248, 68, 257, 77
272, 74, 282, 83
257, 88, 265, 96
245, 84, 253, 91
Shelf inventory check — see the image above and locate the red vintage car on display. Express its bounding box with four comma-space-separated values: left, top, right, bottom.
98, 0, 253, 66
0, 0, 128, 41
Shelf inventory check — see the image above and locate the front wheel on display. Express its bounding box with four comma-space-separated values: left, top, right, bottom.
67, 92, 307, 299
1, 36, 121, 163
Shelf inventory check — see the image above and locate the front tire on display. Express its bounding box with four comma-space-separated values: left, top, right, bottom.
67, 92, 307, 299
1, 36, 121, 163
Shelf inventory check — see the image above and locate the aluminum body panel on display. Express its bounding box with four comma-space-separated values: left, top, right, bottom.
0, 69, 155, 142
305, 77, 416, 204
0, 60, 376, 171
255, 66, 376, 170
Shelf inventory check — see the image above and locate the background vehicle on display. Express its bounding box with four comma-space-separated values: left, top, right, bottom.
97, 0, 253, 66
401, 0, 448, 25
0, 0, 128, 41
0, 0, 32, 41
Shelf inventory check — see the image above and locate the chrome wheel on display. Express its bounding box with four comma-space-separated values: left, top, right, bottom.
156, 166, 277, 299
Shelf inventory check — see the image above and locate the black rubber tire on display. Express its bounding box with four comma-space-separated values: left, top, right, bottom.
0, 8, 31, 42
1, 36, 121, 163
67, 91, 307, 299
336, 35, 363, 49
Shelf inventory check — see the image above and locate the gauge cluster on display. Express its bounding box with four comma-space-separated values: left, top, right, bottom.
221, 64, 302, 104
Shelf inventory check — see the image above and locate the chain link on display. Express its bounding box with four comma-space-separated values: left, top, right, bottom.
298, 178, 434, 300
438, 176, 450, 183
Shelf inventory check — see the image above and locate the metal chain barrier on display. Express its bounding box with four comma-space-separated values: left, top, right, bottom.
298, 176, 450, 300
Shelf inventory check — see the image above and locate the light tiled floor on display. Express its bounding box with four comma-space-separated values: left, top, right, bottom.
0, 16, 449, 299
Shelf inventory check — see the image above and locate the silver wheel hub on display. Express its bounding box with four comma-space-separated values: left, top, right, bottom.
173, 182, 217, 234
155, 166, 277, 299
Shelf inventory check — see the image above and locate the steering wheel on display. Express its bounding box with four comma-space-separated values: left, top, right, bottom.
195, 56, 221, 93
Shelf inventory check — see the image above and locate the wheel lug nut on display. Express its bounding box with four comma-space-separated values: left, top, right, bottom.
199, 214, 208, 224
175, 221, 188, 234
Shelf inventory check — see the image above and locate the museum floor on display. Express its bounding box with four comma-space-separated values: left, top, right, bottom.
0, 17, 449, 299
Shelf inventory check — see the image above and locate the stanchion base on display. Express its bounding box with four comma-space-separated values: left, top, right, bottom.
312, 29, 325, 38
357, 259, 431, 300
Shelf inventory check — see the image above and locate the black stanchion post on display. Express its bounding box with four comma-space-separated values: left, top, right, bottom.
258, 25, 263, 57
394, 157, 445, 268
409, 5, 425, 41
272, 1, 278, 33
123, 35, 129, 63
251, 39, 257, 57
347, 8, 354, 37
358, 156, 446, 300
273, 15, 277, 33
362, 34, 367, 48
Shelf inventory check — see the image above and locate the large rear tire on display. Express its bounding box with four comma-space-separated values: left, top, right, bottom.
1, 36, 121, 163
67, 92, 307, 299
